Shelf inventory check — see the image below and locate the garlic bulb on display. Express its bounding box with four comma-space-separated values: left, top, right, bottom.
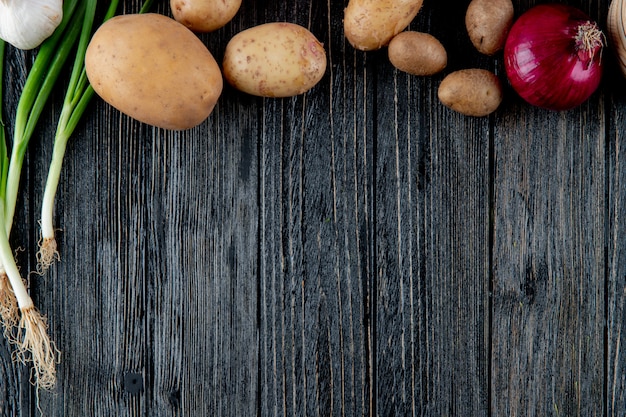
608, 0, 626, 77
0, 0, 63, 50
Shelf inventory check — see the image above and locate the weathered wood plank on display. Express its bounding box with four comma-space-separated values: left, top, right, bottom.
150, 9, 259, 416
374, 3, 491, 415
34, 111, 152, 416
0, 339, 20, 416
258, 1, 372, 416
490, 3, 607, 415
490, 2, 606, 416
22, 2, 260, 416
491, 85, 606, 417
1, 43, 40, 417
375, 87, 492, 416
607, 70, 626, 417
1, 0, 625, 416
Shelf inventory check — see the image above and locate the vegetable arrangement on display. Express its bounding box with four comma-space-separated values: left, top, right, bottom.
0, 0, 325, 397
0, 0, 97, 392
341, 0, 611, 116
0, 0, 621, 403
341, 0, 511, 115
0, 0, 154, 394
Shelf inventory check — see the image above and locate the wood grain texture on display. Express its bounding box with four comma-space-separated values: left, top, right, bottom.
258, 1, 371, 416
2, 43, 38, 417
491, 101, 606, 416
375, 78, 491, 415
0, 0, 624, 416
491, 3, 606, 416
27, 2, 259, 416
608, 70, 626, 417
374, 4, 491, 416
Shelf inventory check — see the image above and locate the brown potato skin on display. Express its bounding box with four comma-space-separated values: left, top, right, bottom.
465, 0, 514, 55
388, 31, 447, 76
437, 69, 503, 117
85, 13, 223, 130
344, 0, 424, 51
171, 0, 241, 32
222, 22, 327, 98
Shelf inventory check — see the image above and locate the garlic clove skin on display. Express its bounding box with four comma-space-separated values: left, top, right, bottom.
0, 0, 63, 50
608, 0, 626, 78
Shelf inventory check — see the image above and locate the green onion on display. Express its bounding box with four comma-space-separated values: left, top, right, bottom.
0, 38, 59, 391
37, 0, 155, 272
0, 40, 19, 340
0, 0, 88, 391
0, 1, 90, 390
4, 0, 85, 236
37, 0, 102, 272
0, 0, 156, 391
139, 0, 156, 13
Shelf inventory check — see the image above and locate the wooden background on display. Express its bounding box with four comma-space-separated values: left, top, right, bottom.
0, 0, 623, 415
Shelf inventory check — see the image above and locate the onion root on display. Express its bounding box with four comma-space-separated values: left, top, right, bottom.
575, 21, 605, 65
0, 272, 18, 339
14, 306, 60, 390
36, 237, 59, 275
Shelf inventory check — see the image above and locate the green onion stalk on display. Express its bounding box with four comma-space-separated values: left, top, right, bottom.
37, 0, 156, 273
0, 0, 95, 391
37, 0, 108, 273
0, 0, 89, 390
0, 40, 18, 342
4, 0, 83, 236
0, 0, 155, 390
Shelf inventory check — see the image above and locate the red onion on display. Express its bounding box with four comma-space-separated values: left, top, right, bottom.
504, 4, 605, 111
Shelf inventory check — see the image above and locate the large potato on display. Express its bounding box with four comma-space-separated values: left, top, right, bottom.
465, 0, 514, 55
171, 0, 241, 32
438, 69, 503, 117
344, 0, 424, 51
222, 22, 327, 97
85, 13, 223, 130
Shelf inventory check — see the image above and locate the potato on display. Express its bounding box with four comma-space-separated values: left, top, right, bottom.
85, 13, 223, 130
222, 22, 327, 97
388, 31, 447, 76
437, 69, 503, 116
344, 0, 424, 51
465, 0, 514, 55
171, 0, 241, 32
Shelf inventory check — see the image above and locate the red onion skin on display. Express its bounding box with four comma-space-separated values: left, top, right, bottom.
504, 4, 604, 111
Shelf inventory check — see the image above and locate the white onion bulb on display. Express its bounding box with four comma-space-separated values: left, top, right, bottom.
0, 0, 63, 50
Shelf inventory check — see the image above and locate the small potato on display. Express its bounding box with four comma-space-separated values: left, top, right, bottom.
465, 0, 514, 55
85, 13, 223, 130
222, 22, 327, 97
171, 0, 241, 32
344, 0, 424, 51
438, 69, 503, 117
388, 31, 447, 76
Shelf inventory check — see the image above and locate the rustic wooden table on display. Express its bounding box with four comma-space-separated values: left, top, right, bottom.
0, 0, 623, 415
